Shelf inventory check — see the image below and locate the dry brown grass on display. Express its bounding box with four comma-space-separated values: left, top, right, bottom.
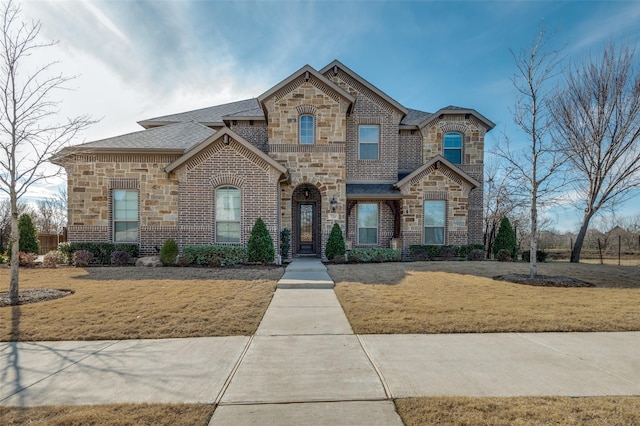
0, 403, 213, 425
1, 266, 282, 341
330, 261, 640, 334
395, 397, 640, 426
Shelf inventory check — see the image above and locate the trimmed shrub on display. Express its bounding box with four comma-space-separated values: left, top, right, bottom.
159, 238, 179, 266
497, 249, 512, 262
349, 248, 401, 263
111, 250, 131, 266
467, 248, 485, 261
280, 228, 291, 260
43, 250, 65, 268
18, 213, 39, 255
410, 247, 429, 261
59, 242, 139, 265
181, 245, 247, 267
325, 223, 346, 261
493, 217, 517, 259
409, 244, 485, 261
247, 217, 275, 264
72, 250, 94, 267
18, 251, 37, 267
522, 250, 549, 263
439, 246, 457, 260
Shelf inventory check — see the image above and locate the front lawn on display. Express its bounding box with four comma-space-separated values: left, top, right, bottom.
329, 261, 640, 334
1, 267, 282, 341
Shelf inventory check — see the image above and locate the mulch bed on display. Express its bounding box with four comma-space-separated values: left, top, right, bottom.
494, 274, 595, 287
0, 288, 74, 307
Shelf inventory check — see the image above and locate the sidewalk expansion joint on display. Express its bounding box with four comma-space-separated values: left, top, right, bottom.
216, 397, 391, 407
356, 335, 393, 399
213, 335, 254, 406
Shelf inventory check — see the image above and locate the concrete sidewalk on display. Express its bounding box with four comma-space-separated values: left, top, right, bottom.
2, 258, 640, 425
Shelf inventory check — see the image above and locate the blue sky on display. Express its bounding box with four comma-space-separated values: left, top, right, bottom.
20, 0, 640, 231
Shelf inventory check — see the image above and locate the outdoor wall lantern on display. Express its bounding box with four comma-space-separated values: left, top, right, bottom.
330, 196, 337, 212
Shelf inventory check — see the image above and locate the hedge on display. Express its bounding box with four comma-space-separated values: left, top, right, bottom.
180, 245, 247, 267
59, 242, 139, 265
409, 244, 485, 261
348, 248, 401, 263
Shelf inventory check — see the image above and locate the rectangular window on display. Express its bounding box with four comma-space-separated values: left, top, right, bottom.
113, 190, 138, 242
299, 115, 314, 144
358, 203, 378, 245
216, 187, 241, 242
359, 125, 379, 160
443, 133, 462, 164
424, 200, 446, 245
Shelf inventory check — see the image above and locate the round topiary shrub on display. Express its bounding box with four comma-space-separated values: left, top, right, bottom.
467, 248, 485, 261
111, 250, 131, 266
160, 238, 179, 266
497, 249, 512, 262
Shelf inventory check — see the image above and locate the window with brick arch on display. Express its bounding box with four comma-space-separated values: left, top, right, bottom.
113, 189, 138, 243
443, 132, 463, 164
215, 186, 241, 243
299, 114, 314, 144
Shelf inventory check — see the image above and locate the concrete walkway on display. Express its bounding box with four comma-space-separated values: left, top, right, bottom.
2, 258, 640, 425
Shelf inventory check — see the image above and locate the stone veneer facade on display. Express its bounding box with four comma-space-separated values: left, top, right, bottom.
57, 61, 492, 259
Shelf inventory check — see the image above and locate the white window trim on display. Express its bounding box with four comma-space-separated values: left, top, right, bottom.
299, 114, 315, 145
215, 186, 241, 243
424, 200, 446, 245
443, 132, 463, 165
357, 202, 379, 245
113, 189, 139, 243
358, 124, 380, 161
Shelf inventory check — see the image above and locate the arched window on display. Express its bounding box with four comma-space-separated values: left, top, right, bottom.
443, 132, 463, 164
299, 115, 314, 144
215, 186, 240, 243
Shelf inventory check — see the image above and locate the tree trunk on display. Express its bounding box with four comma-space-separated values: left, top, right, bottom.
530, 197, 537, 278
570, 211, 594, 263
8, 209, 19, 305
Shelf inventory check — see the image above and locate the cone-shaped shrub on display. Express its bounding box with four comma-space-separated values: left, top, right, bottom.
160, 238, 179, 265
325, 223, 346, 260
247, 217, 275, 264
18, 213, 39, 254
493, 216, 517, 260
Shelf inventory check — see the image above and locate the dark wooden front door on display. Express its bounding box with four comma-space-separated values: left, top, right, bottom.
298, 203, 316, 254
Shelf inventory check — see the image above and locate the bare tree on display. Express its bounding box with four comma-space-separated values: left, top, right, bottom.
483, 160, 520, 258
33, 188, 67, 234
553, 43, 640, 263
495, 27, 568, 277
0, 1, 92, 304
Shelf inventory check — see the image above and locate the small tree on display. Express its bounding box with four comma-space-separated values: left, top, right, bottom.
325, 223, 346, 261
493, 217, 517, 260
279, 228, 290, 260
18, 213, 39, 254
159, 238, 179, 265
247, 217, 274, 264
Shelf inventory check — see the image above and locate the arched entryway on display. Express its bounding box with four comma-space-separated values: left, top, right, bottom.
292, 184, 322, 256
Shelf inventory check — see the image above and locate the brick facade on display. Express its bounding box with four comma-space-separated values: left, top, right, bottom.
56, 61, 492, 260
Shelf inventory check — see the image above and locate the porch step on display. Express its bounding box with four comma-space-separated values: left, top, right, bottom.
277, 258, 334, 289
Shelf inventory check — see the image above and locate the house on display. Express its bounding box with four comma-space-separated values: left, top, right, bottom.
52, 60, 494, 260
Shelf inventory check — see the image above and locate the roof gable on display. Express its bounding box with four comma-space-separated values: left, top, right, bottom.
257, 64, 355, 116
165, 127, 287, 175
418, 106, 495, 131
320, 60, 409, 117
395, 155, 480, 189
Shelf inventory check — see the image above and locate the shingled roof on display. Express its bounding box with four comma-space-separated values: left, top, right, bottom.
58, 121, 216, 155
137, 98, 264, 128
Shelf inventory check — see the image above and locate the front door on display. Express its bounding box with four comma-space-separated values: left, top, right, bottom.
298, 203, 316, 254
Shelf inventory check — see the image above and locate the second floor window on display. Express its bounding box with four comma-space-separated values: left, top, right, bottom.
359, 125, 379, 160
444, 132, 463, 164
216, 186, 241, 243
299, 115, 314, 144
